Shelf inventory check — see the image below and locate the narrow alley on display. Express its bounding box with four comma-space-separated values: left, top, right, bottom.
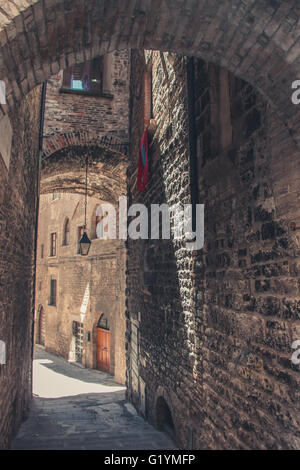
1, 0, 300, 451
12, 349, 175, 450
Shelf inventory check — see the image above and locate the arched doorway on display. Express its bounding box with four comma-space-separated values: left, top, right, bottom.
97, 314, 111, 373
37, 306, 45, 347
156, 396, 176, 444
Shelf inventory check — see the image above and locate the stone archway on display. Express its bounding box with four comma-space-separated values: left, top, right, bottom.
1, 1, 300, 145
40, 144, 128, 201
154, 386, 178, 445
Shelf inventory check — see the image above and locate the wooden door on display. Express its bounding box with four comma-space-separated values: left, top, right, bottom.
97, 328, 111, 372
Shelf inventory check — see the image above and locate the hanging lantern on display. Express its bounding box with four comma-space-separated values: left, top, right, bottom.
79, 231, 91, 256
80, 156, 92, 256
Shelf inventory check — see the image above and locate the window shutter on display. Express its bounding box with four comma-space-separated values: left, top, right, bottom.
90, 57, 104, 92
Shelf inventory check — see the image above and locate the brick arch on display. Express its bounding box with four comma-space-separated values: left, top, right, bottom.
1, 1, 300, 143
40, 143, 128, 202
42, 132, 129, 159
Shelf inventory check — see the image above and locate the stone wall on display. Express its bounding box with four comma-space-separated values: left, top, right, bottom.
0, 87, 41, 449
127, 50, 300, 449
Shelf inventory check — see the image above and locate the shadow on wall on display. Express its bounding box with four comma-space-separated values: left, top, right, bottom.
156, 396, 177, 446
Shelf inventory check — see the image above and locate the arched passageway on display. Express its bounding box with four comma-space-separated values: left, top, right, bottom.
35, 142, 127, 382
0, 0, 300, 451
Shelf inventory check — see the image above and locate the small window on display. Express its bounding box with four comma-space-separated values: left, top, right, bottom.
38, 281, 42, 291
62, 58, 104, 94
52, 193, 59, 201
50, 233, 57, 257
77, 226, 85, 254
49, 279, 57, 306
41, 244, 44, 259
63, 218, 70, 246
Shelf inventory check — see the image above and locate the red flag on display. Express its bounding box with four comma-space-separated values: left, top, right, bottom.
137, 128, 149, 192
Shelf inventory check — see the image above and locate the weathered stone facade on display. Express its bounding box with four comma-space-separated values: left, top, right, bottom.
126, 50, 300, 449
35, 192, 126, 384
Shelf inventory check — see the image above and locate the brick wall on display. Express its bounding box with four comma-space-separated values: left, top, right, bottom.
0, 87, 41, 449
127, 50, 300, 449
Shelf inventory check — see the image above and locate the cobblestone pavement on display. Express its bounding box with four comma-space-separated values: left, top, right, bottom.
12, 348, 175, 450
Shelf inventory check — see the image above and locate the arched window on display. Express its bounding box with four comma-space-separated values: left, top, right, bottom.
97, 314, 109, 330
63, 218, 70, 246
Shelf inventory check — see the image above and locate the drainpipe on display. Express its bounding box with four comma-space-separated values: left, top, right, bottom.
186, 57, 199, 232
31, 82, 47, 364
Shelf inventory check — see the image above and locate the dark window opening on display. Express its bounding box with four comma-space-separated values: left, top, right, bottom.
49, 279, 57, 307
41, 244, 44, 259
62, 57, 104, 94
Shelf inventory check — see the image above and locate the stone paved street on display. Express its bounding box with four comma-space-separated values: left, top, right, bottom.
12, 349, 175, 450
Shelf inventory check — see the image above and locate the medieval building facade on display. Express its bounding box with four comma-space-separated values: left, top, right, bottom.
35, 192, 126, 383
